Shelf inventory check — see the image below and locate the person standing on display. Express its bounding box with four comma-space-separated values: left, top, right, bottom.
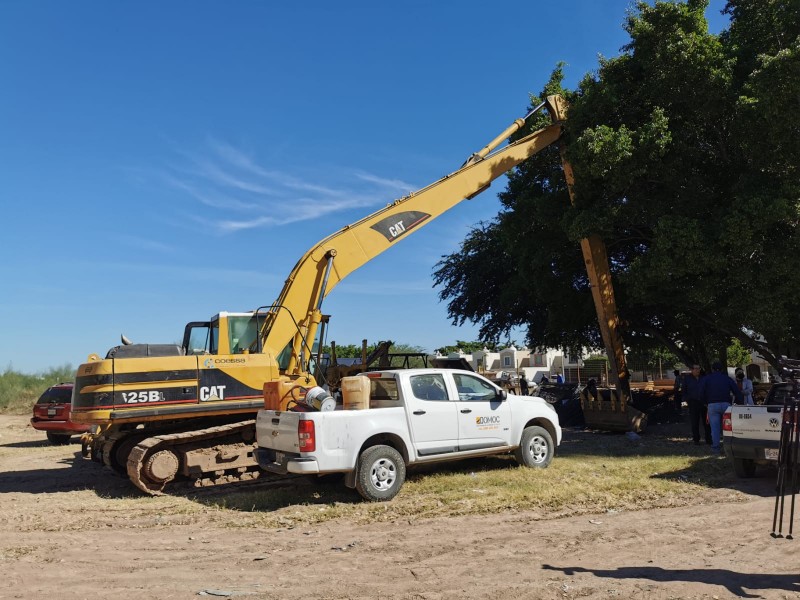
700, 361, 743, 454
672, 368, 683, 417
584, 378, 599, 401
683, 364, 710, 446
734, 368, 754, 405
520, 374, 530, 396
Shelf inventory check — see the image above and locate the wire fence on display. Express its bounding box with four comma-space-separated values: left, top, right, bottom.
563, 359, 683, 385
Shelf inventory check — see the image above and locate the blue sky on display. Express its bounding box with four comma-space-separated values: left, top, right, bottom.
1, 1, 729, 373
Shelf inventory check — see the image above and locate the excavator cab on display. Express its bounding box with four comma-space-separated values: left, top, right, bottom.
182, 312, 261, 356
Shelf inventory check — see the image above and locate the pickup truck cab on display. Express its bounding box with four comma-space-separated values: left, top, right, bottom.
723, 383, 794, 477
255, 369, 561, 501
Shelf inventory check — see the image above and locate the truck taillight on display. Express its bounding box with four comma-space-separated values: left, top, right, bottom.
723, 410, 732, 432
298, 419, 315, 452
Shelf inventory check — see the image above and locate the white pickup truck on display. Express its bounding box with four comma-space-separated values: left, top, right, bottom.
254, 369, 561, 501
723, 383, 794, 477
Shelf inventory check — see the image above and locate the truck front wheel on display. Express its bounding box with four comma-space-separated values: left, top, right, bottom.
732, 457, 756, 478
355, 445, 406, 502
515, 426, 554, 468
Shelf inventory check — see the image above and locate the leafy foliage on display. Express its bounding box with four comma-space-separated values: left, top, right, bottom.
0, 364, 74, 414
322, 342, 425, 359
434, 0, 800, 371
435, 340, 500, 355
726, 338, 751, 368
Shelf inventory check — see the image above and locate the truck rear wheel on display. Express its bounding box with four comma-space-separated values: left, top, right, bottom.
732, 457, 756, 478
355, 445, 406, 502
515, 426, 554, 468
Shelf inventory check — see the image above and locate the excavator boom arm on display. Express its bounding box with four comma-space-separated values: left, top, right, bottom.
559, 145, 637, 429
261, 98, 567, 370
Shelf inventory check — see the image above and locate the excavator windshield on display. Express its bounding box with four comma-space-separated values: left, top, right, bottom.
228, 314, 260, 354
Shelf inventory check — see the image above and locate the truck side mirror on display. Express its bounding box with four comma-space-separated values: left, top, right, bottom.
496, 389, 508, 401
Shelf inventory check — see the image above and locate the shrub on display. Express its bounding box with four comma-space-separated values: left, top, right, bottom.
0, 364, 74, 414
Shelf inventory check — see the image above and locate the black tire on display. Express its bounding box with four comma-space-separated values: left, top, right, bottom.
514, 426, 554, 468
46, 432, 71, 445
355, 445, 406, 502
732, 457, 756, 478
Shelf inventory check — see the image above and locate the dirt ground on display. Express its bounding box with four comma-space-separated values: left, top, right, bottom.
1, 414, 798, 600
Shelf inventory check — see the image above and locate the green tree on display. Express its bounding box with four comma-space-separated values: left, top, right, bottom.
1, 364, 74, 413
435, 340, 500, 355
721, 0, 800, 361
322, 341, 425, 359
726, 338, 751, 367
434, 0, 800, 372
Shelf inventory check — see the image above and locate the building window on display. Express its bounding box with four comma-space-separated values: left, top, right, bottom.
503, 356, 511, 367
533, 353, 545, 367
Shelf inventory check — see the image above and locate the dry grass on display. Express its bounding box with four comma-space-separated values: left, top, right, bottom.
3, 420, 750, 534
0, 365, 74, 414
199, 424, 743, 529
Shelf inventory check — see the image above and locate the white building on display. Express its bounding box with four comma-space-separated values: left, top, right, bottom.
440, 346, 563, 383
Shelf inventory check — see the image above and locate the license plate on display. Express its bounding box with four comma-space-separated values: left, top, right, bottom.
765, 448, 779, 460
275, 451, 285, 464
47, 408, 56, 417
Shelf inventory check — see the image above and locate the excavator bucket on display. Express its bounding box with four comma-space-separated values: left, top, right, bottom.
581, 389, 647, 433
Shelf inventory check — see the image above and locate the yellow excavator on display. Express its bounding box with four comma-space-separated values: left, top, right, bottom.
72, 93, 638, 495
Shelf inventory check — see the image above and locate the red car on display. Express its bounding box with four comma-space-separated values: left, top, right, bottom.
30, 383, 90, 445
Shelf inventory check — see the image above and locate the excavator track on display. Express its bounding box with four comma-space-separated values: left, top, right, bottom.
126, 420, 267, 495
102, 431, 149, 476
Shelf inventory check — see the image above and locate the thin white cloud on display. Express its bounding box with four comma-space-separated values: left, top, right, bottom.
354, 171, 415, 193
162, 174, 261, 210
159, 138, 422, 234
216, 195, 376, 233
189, 158, 278, 196
209, 140, 347, 197
217, 215, 280, 233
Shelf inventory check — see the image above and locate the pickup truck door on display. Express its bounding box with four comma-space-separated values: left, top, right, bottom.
405, 373, 459, 457
450, 372, 512, 450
